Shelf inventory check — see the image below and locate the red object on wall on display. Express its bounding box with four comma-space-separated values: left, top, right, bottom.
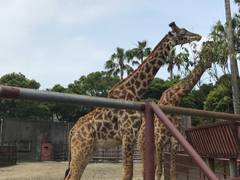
41, 143, 52, 161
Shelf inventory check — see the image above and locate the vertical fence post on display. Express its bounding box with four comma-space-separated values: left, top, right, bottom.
0, 118, 3, 145
144, 102, 155, 180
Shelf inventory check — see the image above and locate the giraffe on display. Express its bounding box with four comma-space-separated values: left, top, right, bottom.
64, 22, 201, 180
138, 41, 214, 180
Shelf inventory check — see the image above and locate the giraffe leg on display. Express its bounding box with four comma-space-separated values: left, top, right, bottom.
155, 139, 164, 180
64, 132, 95, 180
122, 134, 134, 180
154, 120, 166, 180
170, 136, 178, 180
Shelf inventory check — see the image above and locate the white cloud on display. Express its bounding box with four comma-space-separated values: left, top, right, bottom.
0, 0, 131, 89
0, 0, 237, 89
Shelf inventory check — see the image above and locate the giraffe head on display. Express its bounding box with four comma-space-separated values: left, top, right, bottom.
169, 22, 201, 45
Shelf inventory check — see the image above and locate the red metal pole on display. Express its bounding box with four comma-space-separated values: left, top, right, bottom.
144, 102, 155, 180
150, 102, 218, 180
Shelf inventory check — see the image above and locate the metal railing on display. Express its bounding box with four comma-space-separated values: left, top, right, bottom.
1, 85, 240, 179
1, 85, 240, 121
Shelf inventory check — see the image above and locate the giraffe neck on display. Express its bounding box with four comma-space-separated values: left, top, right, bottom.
159, 59, 211, 106
108, 33, 176, 100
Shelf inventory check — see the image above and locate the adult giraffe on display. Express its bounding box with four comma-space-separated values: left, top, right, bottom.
64, 22, 201, 180
138, 41, 214, 180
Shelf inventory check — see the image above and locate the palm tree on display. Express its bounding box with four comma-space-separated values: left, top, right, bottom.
211, 16, 240, 53
166, 47, 190, 79
126, 41, 151, 66
104, 47, 133, 80
224, 0, 240, 114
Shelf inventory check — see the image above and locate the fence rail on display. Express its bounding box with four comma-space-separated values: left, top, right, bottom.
1, 85, 240, 120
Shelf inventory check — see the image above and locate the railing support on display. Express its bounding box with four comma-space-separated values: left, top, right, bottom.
144, 102, 155, 180
150, 102, 218, 180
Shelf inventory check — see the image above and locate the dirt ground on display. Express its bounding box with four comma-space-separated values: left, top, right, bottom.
0, 161, 143, 180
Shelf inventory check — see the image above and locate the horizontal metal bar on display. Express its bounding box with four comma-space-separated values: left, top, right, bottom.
0, 85, 144, 111
159, 105, 240, 121
150, 102, 218, 180
0, 85, 240, 121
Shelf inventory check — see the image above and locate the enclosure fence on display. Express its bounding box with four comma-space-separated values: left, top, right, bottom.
1, 85, 240, 180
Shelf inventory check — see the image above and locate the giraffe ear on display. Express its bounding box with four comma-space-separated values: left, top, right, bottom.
169, 22, 180, 33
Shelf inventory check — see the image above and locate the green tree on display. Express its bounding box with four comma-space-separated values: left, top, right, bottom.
0, 73, 50, 119
105, 48, 133, 79
165, 47, 192, 79
68, 71, 119, 97
225, 0, 240, 114
48, 84, 86, 122
49, 71, 120, 122
0, 72, 40, 89
204, 74, 234, 113
210, 7, 240, 113
143, 76, 180, 100
126, 40, 151, 66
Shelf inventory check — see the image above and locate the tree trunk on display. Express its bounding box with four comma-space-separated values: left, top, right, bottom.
225, 0, 240, 115
170, 69, 173, 80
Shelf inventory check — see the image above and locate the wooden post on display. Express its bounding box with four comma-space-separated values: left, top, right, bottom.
224, 160, 227, 179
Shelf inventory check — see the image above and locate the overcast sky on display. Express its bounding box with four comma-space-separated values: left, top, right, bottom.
0, 0, 238, 89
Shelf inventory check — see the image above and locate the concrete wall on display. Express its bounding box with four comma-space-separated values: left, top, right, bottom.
2, 118, 72, 161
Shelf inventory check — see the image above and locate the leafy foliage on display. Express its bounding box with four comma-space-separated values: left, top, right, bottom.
0, 72, 40, 89
105, 48, 133, 79
68, 71, 119, 97
47, 84, 87, 122
165, 47, 192, 79
49, 71, 119, 122
204, 74, 236, 113
126, 40, 151, 66
0, 73, 51, 119
210, 15, 240, 65
143, 76, 180, 100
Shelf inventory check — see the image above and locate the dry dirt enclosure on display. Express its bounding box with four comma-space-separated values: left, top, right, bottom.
0, 162, 143, 180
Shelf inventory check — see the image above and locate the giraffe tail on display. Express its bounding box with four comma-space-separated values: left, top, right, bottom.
64, 130, 72, 179
64, 168, 70, 179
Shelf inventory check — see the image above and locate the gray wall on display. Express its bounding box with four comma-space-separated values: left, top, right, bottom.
2, 118, 72, 161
